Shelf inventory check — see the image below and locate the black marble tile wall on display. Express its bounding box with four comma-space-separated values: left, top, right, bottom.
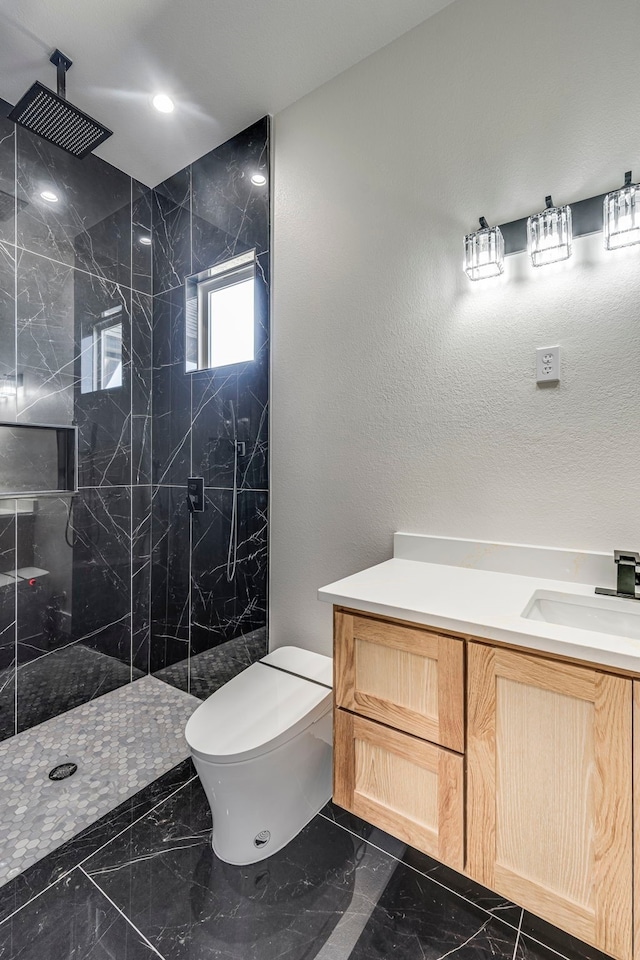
0, 113, 153, 741
0, 110, 269, 735
150, 116, 270, 692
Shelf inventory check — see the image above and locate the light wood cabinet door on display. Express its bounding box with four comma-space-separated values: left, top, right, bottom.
334, 708, 464, 870
334, 610, 464, 752
467, 642, 633, 960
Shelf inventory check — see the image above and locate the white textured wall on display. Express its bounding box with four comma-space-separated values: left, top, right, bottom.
270, 0, 640, 655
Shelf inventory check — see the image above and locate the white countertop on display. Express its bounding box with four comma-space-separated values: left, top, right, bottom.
318, 556, 640, 675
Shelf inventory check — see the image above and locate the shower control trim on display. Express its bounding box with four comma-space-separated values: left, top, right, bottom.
187, 477, 205, 513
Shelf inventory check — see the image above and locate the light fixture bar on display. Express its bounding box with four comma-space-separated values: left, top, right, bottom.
498, 191, 606, 255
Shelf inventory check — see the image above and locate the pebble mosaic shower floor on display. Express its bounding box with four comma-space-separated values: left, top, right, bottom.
0, 675, 199, 885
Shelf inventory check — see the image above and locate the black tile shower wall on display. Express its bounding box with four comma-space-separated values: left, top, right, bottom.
150, 116, 270, 690
0, 108, 153, 742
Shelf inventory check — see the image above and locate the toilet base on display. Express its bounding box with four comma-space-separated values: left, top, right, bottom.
192, 711, 332, 865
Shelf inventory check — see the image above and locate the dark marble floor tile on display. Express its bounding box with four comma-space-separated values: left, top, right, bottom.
520, 912, 615, 960
16, 643, 139, 733
0, 867, 158, 959
84, 779, 381, 960
348, 860, 518, 960
321, 802, 522, 929
0, 759, 194, 925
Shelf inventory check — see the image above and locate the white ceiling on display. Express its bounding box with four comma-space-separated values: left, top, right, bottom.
0, 0, 454, 186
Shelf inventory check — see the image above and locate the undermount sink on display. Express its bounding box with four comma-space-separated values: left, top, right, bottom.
522, 590, 640, 641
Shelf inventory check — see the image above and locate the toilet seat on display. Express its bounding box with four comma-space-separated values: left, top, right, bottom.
184, 648, 332, 764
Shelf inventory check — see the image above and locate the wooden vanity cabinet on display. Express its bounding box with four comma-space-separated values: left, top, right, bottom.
467, 642, 633, 960
333, 605, 637, 960
333, 609, 466, 869
333, 709, 464, 868
334, 609, 464, 752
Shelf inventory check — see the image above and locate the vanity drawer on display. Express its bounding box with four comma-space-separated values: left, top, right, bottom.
333, 709, 464, 870
334, 610, 464, 752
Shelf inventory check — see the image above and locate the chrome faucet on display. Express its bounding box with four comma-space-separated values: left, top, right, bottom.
595, 550, 640, 600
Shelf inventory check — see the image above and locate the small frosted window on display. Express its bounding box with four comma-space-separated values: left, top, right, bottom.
185, 251, 256, 372
208, 276, 255, 367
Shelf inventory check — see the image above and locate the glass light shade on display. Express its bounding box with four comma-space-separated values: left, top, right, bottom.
603, 181, 640, 250
527, 204, 572, 267
464, 225, 504, 281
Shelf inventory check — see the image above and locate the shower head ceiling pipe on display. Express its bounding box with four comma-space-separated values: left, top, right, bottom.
8, 49, 113, 159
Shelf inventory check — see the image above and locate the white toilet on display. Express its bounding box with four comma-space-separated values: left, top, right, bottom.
185, 646, 333, 865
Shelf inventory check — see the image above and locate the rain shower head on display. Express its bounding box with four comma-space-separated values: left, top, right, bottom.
8, 49, 112, 159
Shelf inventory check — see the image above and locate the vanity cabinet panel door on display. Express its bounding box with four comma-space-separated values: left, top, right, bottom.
333, 708, 464, 870
467, 642, 632, 960
334, 609, 464, 752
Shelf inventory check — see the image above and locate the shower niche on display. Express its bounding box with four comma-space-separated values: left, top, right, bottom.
0, 422, 77, 498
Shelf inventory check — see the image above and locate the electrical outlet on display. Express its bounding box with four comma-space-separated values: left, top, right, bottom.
536, 345, 561, 383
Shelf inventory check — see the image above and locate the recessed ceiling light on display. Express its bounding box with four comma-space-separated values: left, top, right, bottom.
250, 173, 267, 186
139, 235, 152, 246
40, 190, 59, 203
152, 94, 174, 114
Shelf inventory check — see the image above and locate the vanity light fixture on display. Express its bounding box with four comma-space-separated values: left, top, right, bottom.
527, 195, 572, 267
464, 217, 504, 281
152, 93, 174, 114
40, 190, 59, 203
250, 173, 267, 186
603, 171, 640, 250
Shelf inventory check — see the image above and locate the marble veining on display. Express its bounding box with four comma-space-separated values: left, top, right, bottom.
150, 116, 270, 692
0, 753, 611, 960
0, 110, 153, 745
0, 111, 269, 751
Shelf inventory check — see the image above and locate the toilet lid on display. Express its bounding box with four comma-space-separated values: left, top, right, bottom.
185, 662, 332, 763
260, 646, 332, 687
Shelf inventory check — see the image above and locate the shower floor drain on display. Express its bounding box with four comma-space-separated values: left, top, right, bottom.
48, 762, 78, 781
